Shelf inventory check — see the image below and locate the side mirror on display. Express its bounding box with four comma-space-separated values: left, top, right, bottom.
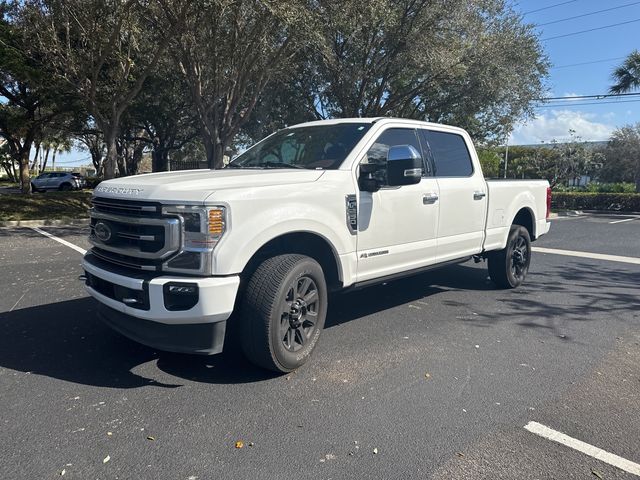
387, 145, 422, 186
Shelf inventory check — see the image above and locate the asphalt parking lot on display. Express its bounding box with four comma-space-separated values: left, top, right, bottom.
1, 214, 639, 479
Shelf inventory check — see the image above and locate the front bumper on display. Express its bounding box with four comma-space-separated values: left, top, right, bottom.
83, 254, 240, 354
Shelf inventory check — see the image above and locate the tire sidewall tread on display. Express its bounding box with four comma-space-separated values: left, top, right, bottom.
239, 254, 327, 373
488, 225, 531, 289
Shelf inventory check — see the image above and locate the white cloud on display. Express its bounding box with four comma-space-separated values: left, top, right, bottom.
510, 110, 614, 145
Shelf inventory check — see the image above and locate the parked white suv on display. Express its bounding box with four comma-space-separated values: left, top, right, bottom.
82, 118, 551, 372
31, 172, 85, 192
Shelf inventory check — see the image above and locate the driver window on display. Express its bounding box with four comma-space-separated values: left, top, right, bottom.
362, 128, 422, 185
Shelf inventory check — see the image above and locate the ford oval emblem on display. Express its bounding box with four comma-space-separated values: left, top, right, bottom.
94, 221, 112, 242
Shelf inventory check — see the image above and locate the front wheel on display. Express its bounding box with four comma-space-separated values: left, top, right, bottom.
239, 254, 327, 373
488, 225, 531, 289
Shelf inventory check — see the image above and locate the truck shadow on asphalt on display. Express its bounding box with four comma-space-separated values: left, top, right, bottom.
1, 262, 638, 387
454, 262, 640, 341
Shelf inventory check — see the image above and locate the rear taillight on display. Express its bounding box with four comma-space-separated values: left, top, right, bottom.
546, 186, 552, 219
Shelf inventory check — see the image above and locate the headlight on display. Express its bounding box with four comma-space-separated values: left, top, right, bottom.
161, 205, 227, 275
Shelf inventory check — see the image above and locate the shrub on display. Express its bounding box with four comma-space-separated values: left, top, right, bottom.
554, 182, 636, 193
84, 176, 102, 189
552, 193, 640, 212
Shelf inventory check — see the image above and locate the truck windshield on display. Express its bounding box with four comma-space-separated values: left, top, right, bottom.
227, 123, 372, 170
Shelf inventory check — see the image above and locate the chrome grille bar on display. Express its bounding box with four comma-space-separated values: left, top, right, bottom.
89, 210, 180, 260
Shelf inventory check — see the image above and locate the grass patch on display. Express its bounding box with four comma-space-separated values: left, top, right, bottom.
0, 190, 92, 221
0, 181, 19, 188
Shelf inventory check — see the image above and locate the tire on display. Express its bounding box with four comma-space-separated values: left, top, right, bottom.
239, 254, 327, 373
30, 183, 39, 193
488, 225, 531, 289
59, 183, 72, 191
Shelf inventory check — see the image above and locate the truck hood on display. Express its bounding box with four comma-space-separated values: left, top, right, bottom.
93, 169, 326, 203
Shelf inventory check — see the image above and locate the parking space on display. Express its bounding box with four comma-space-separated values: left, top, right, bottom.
1, 216, 639, 479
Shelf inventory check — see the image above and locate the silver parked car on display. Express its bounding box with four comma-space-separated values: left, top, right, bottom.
31, 172, 86, 192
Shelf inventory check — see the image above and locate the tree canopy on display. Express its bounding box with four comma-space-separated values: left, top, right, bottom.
610, 50, 640, 94
1, 0, 551, 190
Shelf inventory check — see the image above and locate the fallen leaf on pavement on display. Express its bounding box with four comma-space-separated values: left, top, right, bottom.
146, 436, 155, 441
591, 468, 603, 479
103, 455, 110, 464
235, 441, 244, 449
373, 448, 378, 454
425, 373, 431, 379
456, 452, 465, 457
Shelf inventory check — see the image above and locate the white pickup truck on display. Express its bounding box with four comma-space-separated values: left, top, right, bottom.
83, 118, 551, 372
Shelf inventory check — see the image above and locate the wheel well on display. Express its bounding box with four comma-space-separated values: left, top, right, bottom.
512, 208, 534, 239
242, 232, 342, 290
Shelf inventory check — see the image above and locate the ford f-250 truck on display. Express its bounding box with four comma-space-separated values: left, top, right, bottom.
82, 118, 551, 372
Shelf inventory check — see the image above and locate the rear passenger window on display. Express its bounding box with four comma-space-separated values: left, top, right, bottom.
424, 130, 473, 177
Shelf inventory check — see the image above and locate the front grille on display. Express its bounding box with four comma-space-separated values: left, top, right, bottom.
92, 197, 161, 217
90, 218, 165, 254
89, 197, 181, 271
92, 248, 159, 271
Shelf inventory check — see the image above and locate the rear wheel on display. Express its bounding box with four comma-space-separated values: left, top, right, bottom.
59, 183, 72, 191
488, 225, 531, 289
239, 254, 327, 373
30, 183, 40, 193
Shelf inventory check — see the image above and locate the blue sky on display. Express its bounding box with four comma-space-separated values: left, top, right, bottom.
55, 0, 640, 166
510, 0, 640, 144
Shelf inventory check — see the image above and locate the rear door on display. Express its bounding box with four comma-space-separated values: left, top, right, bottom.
420, 128, 488, 262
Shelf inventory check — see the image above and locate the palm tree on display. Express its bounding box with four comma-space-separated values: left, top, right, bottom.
610, 50, 640, 94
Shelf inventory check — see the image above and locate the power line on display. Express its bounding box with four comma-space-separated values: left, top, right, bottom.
523, 0, 578, 15
542, 18, 640, 40
551, 56, 626, 69
538, 92, 640, 101
538, 1, 640, 26
536, 99, 640, 107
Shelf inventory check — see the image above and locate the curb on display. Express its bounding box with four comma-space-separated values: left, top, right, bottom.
0, 218, 90, 227
553, 210, 640, 217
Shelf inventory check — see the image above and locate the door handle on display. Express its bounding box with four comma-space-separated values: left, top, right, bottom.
473, 191, 486, 200
423, 193, 439, 205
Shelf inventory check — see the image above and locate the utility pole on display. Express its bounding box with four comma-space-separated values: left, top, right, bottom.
503, 141, 509, 179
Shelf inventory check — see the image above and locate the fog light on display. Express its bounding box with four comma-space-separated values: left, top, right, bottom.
163, 282, 199, 311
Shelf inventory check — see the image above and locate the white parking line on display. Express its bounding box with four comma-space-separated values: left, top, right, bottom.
609, 217, 637, 224
30, 227, 87, 255
532, 247, 640, 265
524, 421, 640, 476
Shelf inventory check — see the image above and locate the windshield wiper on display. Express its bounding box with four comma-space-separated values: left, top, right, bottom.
252, 161, 305, 169
225, 163, 250, 169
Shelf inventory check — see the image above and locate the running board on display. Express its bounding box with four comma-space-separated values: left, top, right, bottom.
348, 256, 472, 291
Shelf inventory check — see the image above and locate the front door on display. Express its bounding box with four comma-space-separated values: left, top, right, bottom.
356, 127, 440, 282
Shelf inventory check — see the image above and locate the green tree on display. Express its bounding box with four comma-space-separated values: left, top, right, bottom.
599, 124, 640, 192
0, 3, 73, 193
162, 0, 318, 168
307, 0, 548, 142
24, 0, 183, 179
610, 50, 640, 94
476, 148, 501, 178
127, 68, 198, 172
